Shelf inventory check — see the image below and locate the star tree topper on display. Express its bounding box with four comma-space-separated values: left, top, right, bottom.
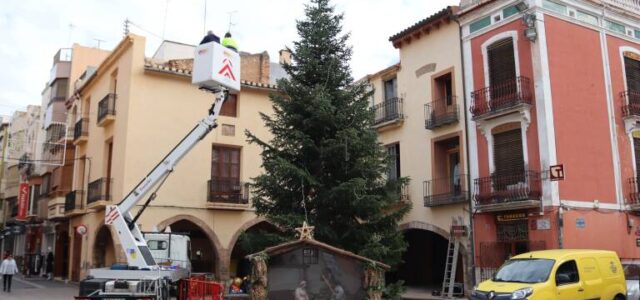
295, 221, 315, 240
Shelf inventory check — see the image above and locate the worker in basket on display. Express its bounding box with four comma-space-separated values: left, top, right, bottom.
200, 30, 220, 45
222, 32, 238, 52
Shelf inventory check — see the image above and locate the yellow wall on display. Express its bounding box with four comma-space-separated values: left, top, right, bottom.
68, 35, 274, 280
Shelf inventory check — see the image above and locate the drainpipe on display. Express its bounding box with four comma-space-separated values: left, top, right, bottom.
454, 14, 476, 287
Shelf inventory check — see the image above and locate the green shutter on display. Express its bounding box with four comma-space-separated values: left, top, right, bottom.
470, 16, 491, 33
543, 0, 567, 15
606, 20, 626, 34
503, 6, 519, 18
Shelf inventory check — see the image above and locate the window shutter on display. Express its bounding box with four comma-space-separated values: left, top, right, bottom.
488, 38, 517, 99
625, 57, 640, 93
634, 137, 640, 177
220, 94, 238, 117
493, 128, 524, 178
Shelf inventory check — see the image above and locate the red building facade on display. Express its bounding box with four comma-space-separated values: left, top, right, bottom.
459, 0, 640, 280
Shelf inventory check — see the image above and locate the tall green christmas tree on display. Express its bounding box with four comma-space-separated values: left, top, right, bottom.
246, 0, 409, 271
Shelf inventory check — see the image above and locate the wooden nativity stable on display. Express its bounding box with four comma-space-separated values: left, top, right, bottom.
246, 223, 389, 300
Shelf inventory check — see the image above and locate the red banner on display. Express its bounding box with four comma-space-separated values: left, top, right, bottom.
17, 183, 29, 220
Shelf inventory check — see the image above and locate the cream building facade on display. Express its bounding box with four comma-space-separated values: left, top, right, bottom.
364, 7, 474, 292
63, 34, 281, 281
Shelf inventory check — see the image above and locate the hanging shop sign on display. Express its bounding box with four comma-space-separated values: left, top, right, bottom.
76, 225, 88, 236
550, 164, 565, 181
17, 183, 30, 220
576, 218, 586, 229
536, 218, 551, 230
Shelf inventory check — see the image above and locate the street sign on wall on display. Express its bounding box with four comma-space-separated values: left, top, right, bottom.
550, 164, 565, 181
17, 183, 29, 220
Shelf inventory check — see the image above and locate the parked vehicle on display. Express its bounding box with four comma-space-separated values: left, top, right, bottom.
470, 249, 626, 300
623, 260, 640, 300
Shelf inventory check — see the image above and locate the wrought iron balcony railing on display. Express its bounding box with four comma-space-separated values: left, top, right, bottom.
373, 97, 404, 125
208, 178, 249, 204
424, 174, 469, 207
622, 90, 640, 117
473, 170, 542, 206
470, 76, 533, 119
87, 178, 112, 204
74, 118, 88, 141
97, 93, 116, 124
65, 190, 84, 212
425, 96, 459, 129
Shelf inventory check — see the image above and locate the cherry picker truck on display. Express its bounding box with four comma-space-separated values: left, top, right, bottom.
76, 39, 241, 300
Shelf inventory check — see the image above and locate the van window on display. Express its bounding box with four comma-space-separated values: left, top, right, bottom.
624, 264, 640, 280
556, 260, 579, 285
148, 240, 168, 250
493, 259, 555, 283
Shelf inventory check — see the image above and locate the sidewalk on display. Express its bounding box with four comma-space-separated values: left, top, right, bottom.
0, 275, 77, 300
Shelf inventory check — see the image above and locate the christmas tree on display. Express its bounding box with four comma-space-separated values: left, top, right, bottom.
246, 0, 409, 278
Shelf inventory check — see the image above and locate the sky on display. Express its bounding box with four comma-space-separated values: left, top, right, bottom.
0, 0, 458, 116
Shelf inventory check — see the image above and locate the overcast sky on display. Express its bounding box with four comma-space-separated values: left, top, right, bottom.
0, 0, 458, 116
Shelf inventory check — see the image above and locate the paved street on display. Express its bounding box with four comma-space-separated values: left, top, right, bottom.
0, 275, 77, 300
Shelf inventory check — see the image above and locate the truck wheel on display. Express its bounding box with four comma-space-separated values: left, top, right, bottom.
614, 294, 626, 300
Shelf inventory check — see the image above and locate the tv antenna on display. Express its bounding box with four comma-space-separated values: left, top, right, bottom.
227, 10, 238, 32
67, 23, 75, 46
94, 38, 106, 49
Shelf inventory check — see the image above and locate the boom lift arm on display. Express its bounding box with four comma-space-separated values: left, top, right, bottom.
105, 88, 228, 270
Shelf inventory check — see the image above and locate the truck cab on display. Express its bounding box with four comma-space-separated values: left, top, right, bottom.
143, 232, 192, 272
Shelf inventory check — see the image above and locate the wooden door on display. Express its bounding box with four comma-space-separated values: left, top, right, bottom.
71, 230, 82, 281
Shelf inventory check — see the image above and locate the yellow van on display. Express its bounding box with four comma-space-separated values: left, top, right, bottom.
471, 249, 626, 300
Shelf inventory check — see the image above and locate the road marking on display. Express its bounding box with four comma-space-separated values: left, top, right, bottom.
13, 276, 46, 289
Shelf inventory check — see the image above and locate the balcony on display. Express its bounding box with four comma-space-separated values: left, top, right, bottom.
622, 90, 640, 132
473, 170, 542, 212
373, 97, 404, 129
424, 175, 469, 207
64, 190, 85, 216
207, 179, 250, 210
425, 96, 459, 129
470, 77, 533, 120
87, 178, 112, 208
97, 93, 116, 126
601, 0, 640, 14
47, 196, 66, 220
73, 118, 88, 144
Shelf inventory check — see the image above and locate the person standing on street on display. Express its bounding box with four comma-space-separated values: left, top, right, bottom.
0, 253, 19, 292
46, 249, 54, 280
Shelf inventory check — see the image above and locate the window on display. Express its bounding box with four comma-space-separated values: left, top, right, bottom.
635, 137, 640, 178
488, 38, 517, 96
386, 143, 400, 180
606, 20, 626, 34
434, 73, 453, 105
220, 94, 238, 117
556, 260, 579, 285
148, 240, 168, 250
384, 77, 397, 101
502, 6, 519, 18
625, 55, 640, 93
302, 248, 318, 264
211, 145, 241, 181
470, 16, 491, 33
543, 0, 567, 15
577, 11, 598, 26
493, 127, 525, 179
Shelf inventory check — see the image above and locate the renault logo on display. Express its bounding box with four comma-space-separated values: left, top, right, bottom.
488, 291, 496, 299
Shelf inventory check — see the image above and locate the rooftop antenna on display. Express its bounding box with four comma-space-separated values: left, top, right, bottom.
227, 10, 238, 32
67, 23, 75, 46
124, 18, 130, 36
202, 0, 207, 35
162, 0, 169, 40
94, 38, 105, 49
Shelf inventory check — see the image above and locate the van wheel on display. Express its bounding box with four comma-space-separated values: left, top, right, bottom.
614, 294, 626, 300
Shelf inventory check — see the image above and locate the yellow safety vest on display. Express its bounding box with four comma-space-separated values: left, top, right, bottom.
222, 37, 238, 51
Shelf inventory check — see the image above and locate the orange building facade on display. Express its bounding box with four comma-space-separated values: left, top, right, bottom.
459, 0, 640, 280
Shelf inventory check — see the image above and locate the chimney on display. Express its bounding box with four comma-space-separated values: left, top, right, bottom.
279, 49, 292, 65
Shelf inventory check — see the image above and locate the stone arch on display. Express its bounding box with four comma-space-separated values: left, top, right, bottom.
399, 221, 473, 292
226, 217, 281, 278
226, 217, 276, 250
92, 224, 119, 268
157, 214, 225, 278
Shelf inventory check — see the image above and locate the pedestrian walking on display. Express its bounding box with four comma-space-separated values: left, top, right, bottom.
46, 249, 54, 280
0, 253, 19, 292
